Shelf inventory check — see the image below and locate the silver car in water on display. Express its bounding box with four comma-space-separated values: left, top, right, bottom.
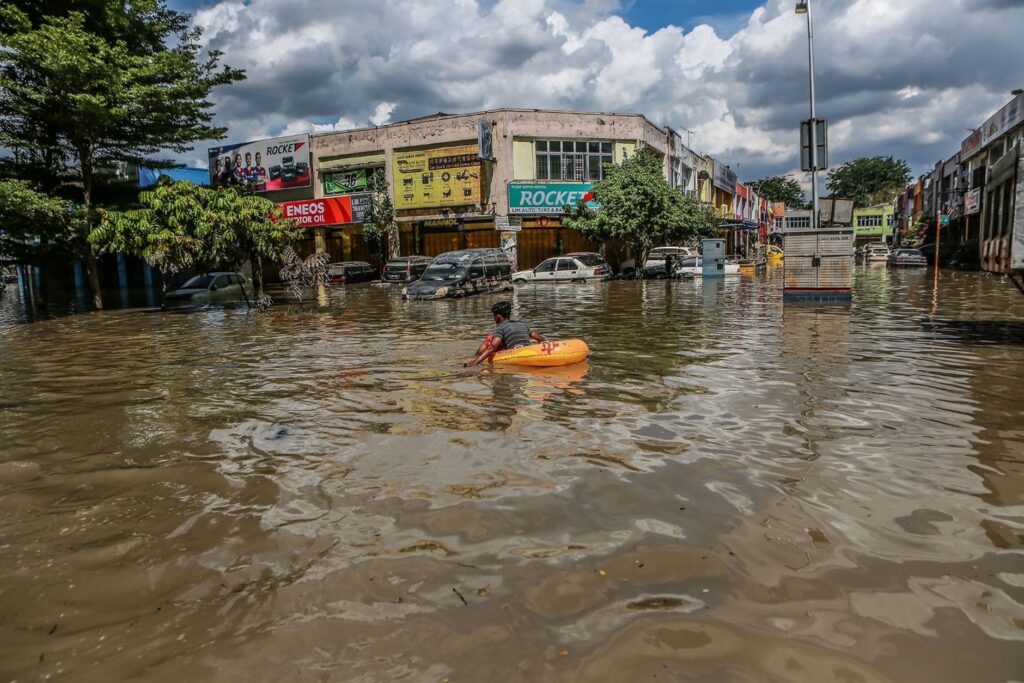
163, 272, 253, 308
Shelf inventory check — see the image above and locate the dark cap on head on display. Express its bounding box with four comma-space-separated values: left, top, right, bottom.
491, 301, 512, 317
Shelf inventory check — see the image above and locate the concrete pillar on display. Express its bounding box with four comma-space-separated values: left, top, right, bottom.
143, 263, 158, 308
73, 260, 86, 310
117, 253, 129, 307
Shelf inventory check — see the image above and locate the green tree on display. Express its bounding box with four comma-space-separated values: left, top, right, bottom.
362, 169, 398, 263
0, 179, 82, 265
0, 3, 243, 308
749, 176, 807, 209
826, 156, 911, 208
91, 179, 297, 299
563, 146, 718, 275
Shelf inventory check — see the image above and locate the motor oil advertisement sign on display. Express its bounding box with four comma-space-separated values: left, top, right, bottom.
507, 182, 597, 215
209, 134, 311, 192
278, 197, 352, 227
393, 145, 481, 210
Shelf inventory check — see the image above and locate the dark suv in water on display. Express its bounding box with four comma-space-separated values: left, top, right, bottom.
383, 255, 432, 282
404, 248, 512, 300
327, 261, 377, 285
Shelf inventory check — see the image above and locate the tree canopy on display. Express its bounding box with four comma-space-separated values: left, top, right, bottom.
362, 169, 398, 261
563, 146, 719, 271
0, 179, 81, 264
825, 156, 912, 208
91, 179, 297, 295
749, 176, 807, 210
0, 1, 244, 306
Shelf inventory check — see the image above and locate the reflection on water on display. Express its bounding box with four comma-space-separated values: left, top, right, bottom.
2, 268, 1024, 681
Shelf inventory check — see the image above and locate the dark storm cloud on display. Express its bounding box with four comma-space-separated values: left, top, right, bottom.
180, 0, 1022, 179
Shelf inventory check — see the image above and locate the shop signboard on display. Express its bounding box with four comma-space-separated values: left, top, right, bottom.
393, 145, 481, 210
713, 161, 737, 194
981, 93, 1024, 147
324, 168, 373, 195
964, 188, 981, 216
495, 215, 523, 231
349, 192, 372, 223
209, 134, 311, 192
508, 182, 597, 215
278, 196, 352, 227
961, 129, 983, 158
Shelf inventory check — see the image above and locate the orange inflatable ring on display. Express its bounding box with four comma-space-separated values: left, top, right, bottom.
492, 339, 590, 367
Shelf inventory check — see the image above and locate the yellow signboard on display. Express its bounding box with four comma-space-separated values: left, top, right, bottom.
393, 145, 481, 210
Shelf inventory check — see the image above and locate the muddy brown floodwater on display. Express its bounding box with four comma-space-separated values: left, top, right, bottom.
2, 267, 1024, 682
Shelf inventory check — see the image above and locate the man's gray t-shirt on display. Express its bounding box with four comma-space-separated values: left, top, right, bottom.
493, 320, 533, 349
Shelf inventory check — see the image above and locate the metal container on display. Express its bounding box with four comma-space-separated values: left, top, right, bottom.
702, 239, 726, 278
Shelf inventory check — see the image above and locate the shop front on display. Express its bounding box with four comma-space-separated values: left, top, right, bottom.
506, 181, 601, 270
390, 143, 495, 258
277, 196, 372, 264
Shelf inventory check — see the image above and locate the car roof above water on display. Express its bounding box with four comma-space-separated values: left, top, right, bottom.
432, 248, 506, 264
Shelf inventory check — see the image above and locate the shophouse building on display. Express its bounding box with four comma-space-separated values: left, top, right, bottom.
300, 108, 680, 271
893, 93, 1023, 274
852, 205, 895, 246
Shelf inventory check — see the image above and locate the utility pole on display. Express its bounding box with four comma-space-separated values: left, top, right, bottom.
801, 0, 819, 229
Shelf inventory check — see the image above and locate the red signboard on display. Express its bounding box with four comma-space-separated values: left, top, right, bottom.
278, 196, 352, 227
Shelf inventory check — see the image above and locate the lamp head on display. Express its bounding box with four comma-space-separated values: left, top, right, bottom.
795, 1, 808, 13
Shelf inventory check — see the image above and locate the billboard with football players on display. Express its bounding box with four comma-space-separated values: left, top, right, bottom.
208, 134, 311, 193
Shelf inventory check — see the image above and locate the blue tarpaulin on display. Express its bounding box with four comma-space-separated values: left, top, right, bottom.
138, 166, 209, 187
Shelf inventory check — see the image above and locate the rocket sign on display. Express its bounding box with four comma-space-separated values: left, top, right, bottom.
278, 197, 353, 227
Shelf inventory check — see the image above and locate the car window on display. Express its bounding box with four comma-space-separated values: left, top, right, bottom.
573, 254, 605, 266
556, 259, 576, 271
182, 275, 215, 289
467, 260, 484, 279
212, 275, 230, 288
535, 259, 557, 273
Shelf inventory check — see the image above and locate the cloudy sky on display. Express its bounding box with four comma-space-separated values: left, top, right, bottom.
169, 0, 1024, 183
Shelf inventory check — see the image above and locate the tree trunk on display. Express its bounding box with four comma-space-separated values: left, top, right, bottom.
253, 256, 264, 297
79, 147, 103, 309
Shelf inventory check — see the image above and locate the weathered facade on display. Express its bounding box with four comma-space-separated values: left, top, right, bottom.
305, 109, 677, 269
894, 93, 1024, 274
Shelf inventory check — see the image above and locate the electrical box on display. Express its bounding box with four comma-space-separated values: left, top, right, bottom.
702, 239, 726, 278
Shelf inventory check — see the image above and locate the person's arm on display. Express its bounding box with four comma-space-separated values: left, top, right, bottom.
529, 331, 545, 342
467, 336, 503, 367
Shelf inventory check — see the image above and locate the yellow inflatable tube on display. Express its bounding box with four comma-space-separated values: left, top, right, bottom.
492, 339, 590, 367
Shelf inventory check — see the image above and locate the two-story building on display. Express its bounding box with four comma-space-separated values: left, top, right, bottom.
302, 109, 680, 271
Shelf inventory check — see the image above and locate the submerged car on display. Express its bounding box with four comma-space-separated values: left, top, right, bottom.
383, 255, 432, 283
864, 243, 891, 263
327, 261, 377, 285
404, 248, 512, 299
674, 256, 741, 277
889, 248, 928, 267
512, 253, 610, 283
621, 246, 696, 278
163, 272, 253, 308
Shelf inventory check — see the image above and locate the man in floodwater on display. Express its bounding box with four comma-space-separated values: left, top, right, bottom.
468, 301, 545, 366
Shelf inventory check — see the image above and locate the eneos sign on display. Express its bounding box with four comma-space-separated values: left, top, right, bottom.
508, 182, 598, 215
278, 197, 353, 227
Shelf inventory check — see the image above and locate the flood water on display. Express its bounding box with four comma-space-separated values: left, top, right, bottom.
2, 267, 1024, 682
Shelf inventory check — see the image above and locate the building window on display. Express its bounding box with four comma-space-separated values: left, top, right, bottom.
786, 216, 811, 229
858, 215, 883, 227
535, 140, 613, 181
887, 214, 895, 226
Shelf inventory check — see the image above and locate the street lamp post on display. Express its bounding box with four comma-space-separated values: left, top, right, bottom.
796, 1, 818, 229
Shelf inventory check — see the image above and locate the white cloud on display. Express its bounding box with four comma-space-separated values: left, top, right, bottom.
369, 102, 397, 127
181, 0, 1023, 179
